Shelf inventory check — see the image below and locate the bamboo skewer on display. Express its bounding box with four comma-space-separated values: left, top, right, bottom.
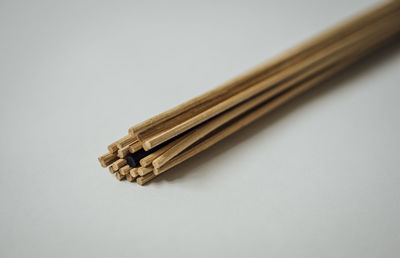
139, 144, 172, 167
137, 167, 153, 176
154, 30, 400, 175
107, 143, 119, 153
112, 159, 127, 171
129, 141, 143, 153
151, 14, 400, 168
116, 136, 137, 149
98, 153, 118, 167
126, 173, 135, 182
130, 0, 400, 141
117, 145, 131, 158
115, 172, 125, 181
97, 1, 400, 185
130, 168, 139, 178
108, 135, 131, 153
137, 33, 400, 182
108, 166, 116, 174
142, 10, 400, 150
137, 173, 157, 186
119, 165, 132, 176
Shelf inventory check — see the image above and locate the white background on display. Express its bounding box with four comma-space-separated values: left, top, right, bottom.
1, 0, 399, 257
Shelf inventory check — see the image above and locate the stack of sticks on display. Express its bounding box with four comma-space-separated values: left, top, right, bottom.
98, 1, 400, 185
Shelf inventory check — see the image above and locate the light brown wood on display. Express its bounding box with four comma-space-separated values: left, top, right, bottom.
139, 144, 171, 167
98, 153, 118, 168
119, 165, 132, 176
115, 172, 125, 181
130, 167, 139, 178
107, 142, 119, 153
108, 166, 116, 174
109, 160, 121, 171
130, 1, 400, 141
138, 167, 153, 176
153, 26, 400, 175
107, 136, 126, 153
117, 135, 137, 149
143, 11, 400, 150
112, 159, 127, 171
126, 173, 135, 182
99, 2, 400, 186
151, 13, 400, 167
108, 135, 138, 153
129, 141, 143, 153
117, 145, 131, 158
137, 173, 157, 185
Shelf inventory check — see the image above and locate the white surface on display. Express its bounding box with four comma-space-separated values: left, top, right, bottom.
1, 0, 399, 257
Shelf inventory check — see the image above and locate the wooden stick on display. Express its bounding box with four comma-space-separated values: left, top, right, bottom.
143, 11, 400, 150
117, 135, 137, 149
115, 172, 126, 181
130, 1, 400, 140
117, 145, 131, 158
126, 173, 135, 182
139, 144, 171, 167
99, 2, 400, 186
107, 136, 127, 153
112, 159, 127, 171
138, 167, 153, 176
108, 166, 116, 174
107, 142, 119, 153
129, 141, 143, 153
137, 173, 157, 186
151, 14, 400, 167
153, 27, 400, 175
119, 165, 132, 176
130, 167, 139, 178
98, 153, 118, 168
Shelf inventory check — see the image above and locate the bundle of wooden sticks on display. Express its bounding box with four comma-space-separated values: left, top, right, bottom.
98, 1, 400, 185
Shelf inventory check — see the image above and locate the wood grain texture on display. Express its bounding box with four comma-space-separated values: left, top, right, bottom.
117, 145, 131, 158
115, 172, 126, 181
116, 135, 137, 149
130, 168, 139, 178
119, 165, 132, 176
137, 173, 157, 186
130, 1, 400, 142
98, 153, 118, 168
97, 1, 400, 185
129, 141, 143, 153
126, 173, 135, 182
137, 167, 153, 176
108, 166, 116, 174
154, 25, 400, 175
139, 144, 171, 167
151, 12, 400, 168
112, 159, 127, 171
143, 10, 400, 150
